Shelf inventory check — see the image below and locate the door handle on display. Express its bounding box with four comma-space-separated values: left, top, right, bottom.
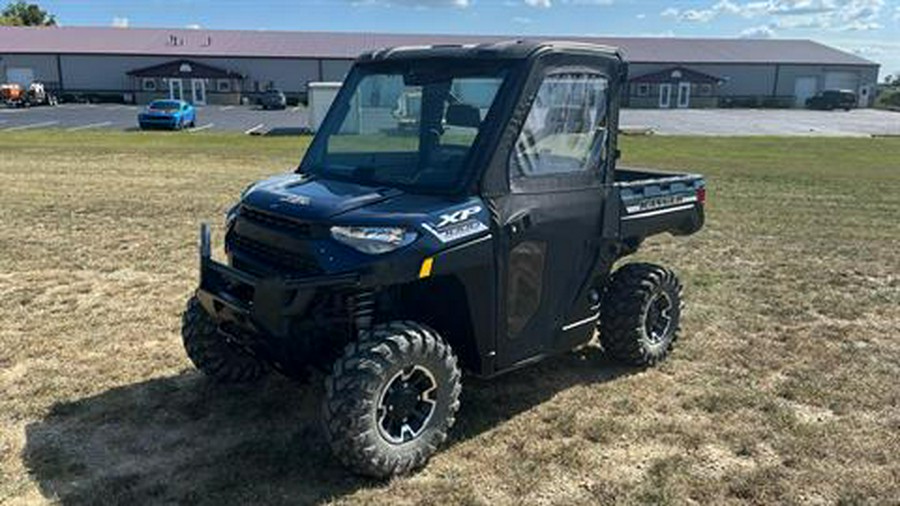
506, 212, 532, 235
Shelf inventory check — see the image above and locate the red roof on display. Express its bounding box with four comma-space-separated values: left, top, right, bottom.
0, 26, 877, 67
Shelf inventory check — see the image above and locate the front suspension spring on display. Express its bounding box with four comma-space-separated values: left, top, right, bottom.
348, 290, 375, 333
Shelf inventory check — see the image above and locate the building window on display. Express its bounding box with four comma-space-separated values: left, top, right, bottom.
637, 83, 650, 97
699, 84, 713, 96
142, 78, 157, 91
217, 79, 232, 92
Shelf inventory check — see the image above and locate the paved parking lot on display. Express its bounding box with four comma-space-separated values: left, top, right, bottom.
621, 108, 900, 137
0, 103, 309, 134
1, 103, 898, 136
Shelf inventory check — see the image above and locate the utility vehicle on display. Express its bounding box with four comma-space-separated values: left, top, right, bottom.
183, 41, 706, 478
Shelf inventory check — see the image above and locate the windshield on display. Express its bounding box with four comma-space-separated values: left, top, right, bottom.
302, 61, 509, 193
149, 101, 181, 111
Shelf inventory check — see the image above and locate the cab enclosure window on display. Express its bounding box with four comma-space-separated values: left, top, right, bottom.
512, 72, 609, 178
302, 61, 509, 193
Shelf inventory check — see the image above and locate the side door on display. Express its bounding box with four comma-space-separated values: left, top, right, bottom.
494, 67, 614, 369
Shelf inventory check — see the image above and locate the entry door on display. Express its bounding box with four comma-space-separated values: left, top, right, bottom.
677, 82, 691, 108
495, 71, 612, 368
858, 85, 870, 108
168, 79, 184, 101
659, 83, 672, 108
191, 79, 207, 105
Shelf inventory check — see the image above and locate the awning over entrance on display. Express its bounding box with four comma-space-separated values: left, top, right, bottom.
630, 67, 722, 85
127, 59, 243, 79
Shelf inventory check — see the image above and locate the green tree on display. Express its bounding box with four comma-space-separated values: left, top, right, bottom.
0, 1, 56, 26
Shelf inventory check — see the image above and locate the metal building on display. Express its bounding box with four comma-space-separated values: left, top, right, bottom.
0, 26, 880, 108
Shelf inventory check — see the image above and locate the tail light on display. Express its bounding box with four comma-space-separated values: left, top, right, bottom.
696, 187, 707, 204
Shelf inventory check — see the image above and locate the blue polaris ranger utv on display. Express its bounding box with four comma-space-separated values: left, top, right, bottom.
183, 41, 706, 478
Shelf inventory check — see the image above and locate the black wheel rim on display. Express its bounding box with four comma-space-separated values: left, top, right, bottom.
645, 292, 673, 344
376, 366, 437, 444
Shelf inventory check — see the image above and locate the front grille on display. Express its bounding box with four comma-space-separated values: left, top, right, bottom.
228, 233, 321, 275
240, 206, 313, 237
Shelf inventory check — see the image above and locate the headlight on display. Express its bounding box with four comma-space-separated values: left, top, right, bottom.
330, 226, 417, 255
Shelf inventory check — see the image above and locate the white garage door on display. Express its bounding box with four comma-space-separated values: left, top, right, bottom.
794, 77, 817, 107
824, 72, 858, 91
6, 67, 34, 86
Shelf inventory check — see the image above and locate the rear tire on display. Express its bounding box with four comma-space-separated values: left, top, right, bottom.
181, 296, 268, 383
322, 321, 462, 478
599, 263, 683, 366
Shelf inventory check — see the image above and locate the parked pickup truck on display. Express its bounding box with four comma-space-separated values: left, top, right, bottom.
181, 40, 706, 478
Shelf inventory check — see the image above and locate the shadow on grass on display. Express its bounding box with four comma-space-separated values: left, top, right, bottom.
23, 346, 633, 506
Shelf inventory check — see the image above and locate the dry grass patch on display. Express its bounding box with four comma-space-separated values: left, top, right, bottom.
1, 132, 898, 505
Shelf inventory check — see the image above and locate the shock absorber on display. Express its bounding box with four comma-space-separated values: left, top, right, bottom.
348, 290, 375, 334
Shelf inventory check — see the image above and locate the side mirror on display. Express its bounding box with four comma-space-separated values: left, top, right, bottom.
445, 104, 482, 128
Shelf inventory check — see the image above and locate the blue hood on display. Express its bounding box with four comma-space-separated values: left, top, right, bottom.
241, 174, 404, 221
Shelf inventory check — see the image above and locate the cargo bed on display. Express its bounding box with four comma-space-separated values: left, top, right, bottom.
603, 167, 706, 240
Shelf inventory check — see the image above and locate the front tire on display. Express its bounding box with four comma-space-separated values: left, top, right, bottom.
599, 263, 683, 366
181, 296, 268, 383
322, 321, 462, 478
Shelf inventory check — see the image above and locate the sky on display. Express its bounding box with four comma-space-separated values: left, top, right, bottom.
35, 0, 900, 79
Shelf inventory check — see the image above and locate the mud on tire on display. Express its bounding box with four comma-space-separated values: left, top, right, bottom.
599, 263, 683, 366
181, 296, 268, 383
322, 321, 462, 478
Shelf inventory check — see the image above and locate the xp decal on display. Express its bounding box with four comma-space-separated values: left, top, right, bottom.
423, 205, 489, 243
437, 206, 482, 228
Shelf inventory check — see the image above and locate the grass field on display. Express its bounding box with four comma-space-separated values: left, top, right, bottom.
1, 131, 899, 505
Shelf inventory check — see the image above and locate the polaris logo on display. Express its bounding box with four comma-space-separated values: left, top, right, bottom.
279, 195, 311, 206
436, 206, 482, 228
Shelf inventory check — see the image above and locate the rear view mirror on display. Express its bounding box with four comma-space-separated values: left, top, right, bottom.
445, 104, 482, 128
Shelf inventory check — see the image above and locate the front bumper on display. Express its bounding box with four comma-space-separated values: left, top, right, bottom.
139, 115, 179, 128
195, 223, 359, 339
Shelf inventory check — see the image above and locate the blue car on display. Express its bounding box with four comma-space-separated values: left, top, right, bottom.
138, 100, 196, 130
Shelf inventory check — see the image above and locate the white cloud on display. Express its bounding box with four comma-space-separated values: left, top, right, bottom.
512, 16, 533, 23
185, 24, 202, 30
111, 17, 129, 28
661, 0, 888, 31
524, 0, 552, 7
740, 24, 777, 37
